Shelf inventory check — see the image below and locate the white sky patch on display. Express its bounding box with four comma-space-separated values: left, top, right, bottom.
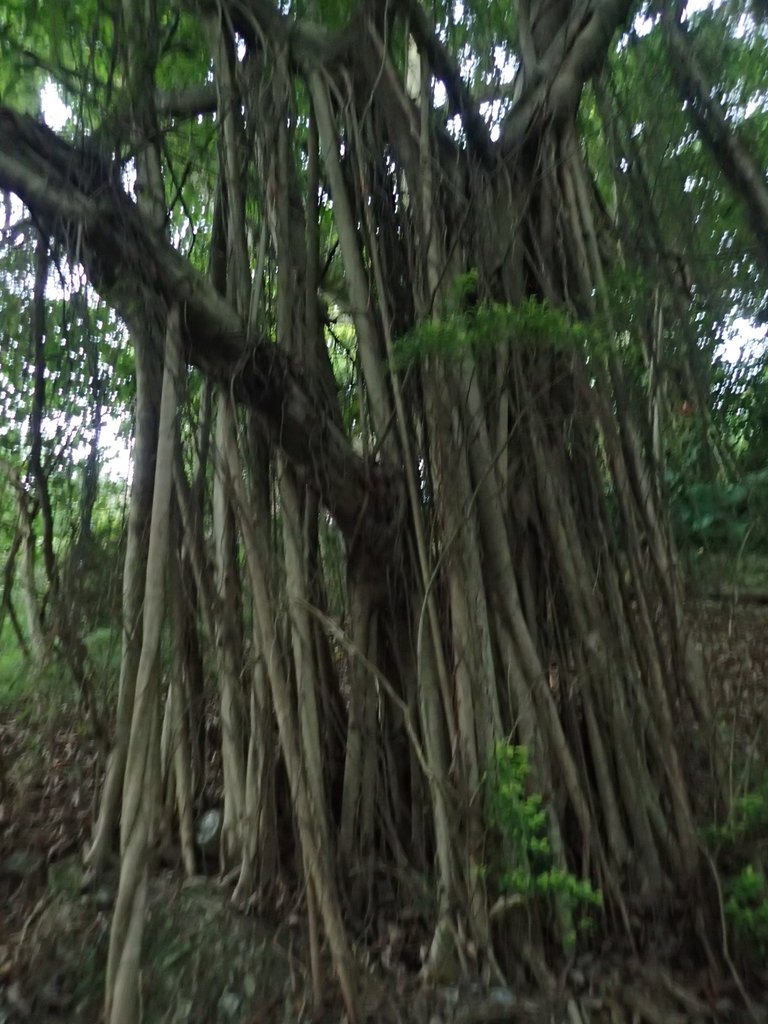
41, 81, 71, 130
686, 0, 727, 11
494, 46, 517, 84
719, 317, 767, 364
6, 190, 25, 228
632, 0, 725, 38
88, 418, 134, 483
122, 159, 138, 201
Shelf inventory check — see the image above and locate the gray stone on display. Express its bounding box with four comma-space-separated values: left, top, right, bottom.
173, 997, 193, 1022
217, 988, 241, 1019
195, 808, 222, 856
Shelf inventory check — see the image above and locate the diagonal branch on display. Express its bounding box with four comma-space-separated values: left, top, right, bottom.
0, 106, 390, 547
662, 12, 768, 270
395, 0, 493, 165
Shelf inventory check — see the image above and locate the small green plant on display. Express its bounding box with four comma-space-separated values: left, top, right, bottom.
703, 780, 768, 967
669, 467, 768, 554
391, 293, 599, 371
485, 743, 602, 949
704, 782, 768, 847
725, 865, 768, 959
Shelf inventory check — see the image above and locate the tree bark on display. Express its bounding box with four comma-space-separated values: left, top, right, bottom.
105, 306, 182, 1024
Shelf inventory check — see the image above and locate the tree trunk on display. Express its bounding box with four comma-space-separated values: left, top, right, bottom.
105, 306, 182, 1024
85, 331, 161, 874
0, 0, 737, 1010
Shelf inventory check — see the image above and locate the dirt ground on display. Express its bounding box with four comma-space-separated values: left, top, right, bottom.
1, 596, 767, 1023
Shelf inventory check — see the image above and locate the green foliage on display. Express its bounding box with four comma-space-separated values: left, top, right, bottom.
669, 467, 768, 552
485, 744, 601, 949
605, 7, 768, 344
715, 351, 768, 473
0, 638, 29, 706
391, 293, 596, 370
0, 640, 74, 708
704, 780, 768, 966
704, 781, 768, 848
725, 866, 768, 960
0, 624, 121, 707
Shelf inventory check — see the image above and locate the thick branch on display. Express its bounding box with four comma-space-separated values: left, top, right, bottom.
396, 0, 492, 165
156, 84, 218, 119
501, 0, 633, 154
218, 0, 389, 71
663, 14, 768, 270
0, 107, 387, 545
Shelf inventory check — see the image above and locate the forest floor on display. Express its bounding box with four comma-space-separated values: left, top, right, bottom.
1, 586, 767, 1024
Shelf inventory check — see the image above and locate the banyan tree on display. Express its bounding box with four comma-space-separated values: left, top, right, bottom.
1, 0, 760, 1020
